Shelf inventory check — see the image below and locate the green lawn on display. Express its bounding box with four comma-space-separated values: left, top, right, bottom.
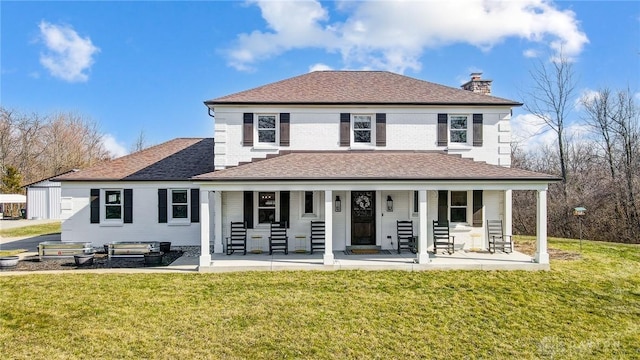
0, 238, 638, 359
0, 222, 61, 238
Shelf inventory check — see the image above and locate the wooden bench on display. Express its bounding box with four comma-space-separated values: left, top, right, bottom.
107, 241, 160, 258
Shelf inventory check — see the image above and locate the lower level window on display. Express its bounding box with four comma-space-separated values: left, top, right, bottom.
171, 189, 188, 219
450, 191, 468, 223
304, 191, 314, 214
105, 190, 122, 220
258, 192, 276, 224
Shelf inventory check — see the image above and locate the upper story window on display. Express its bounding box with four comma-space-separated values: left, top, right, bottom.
352, 114, 374, 145
257, 114, 277, 144
449, 115, 468, 144
104, 189, 122, 221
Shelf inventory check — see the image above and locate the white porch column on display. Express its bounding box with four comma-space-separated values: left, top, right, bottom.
535, 189, 550, 264
199, 190, 211, 267
504, 189, 513, 236
323, 190, 334, 265
213, 191, 223, 254
417, 190, 430, 264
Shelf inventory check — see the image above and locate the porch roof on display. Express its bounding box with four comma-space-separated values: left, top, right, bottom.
194, 151, 559, 182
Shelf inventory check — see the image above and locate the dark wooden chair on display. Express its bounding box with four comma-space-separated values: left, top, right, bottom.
310, 221, 325, 254
487, 220, 513, 254
269, 221, 288, 255
433, 220, 454, 254
397, 220, 417, 254
226, 221, 247, 255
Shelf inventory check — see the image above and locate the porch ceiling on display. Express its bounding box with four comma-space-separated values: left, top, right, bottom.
194, 151, 559, 186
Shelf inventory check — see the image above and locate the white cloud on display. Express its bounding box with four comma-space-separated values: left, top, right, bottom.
575, 88, 601, 111
308, 63, 333, 72
38, 21, 100, 82
101, 134, 128, 158
226, 0, 589, 73
511, 113, 555, 150
512, 112, 591, 150
523, 49, 539, 58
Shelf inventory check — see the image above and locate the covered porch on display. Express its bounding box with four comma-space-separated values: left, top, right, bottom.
194, 151, 558, 271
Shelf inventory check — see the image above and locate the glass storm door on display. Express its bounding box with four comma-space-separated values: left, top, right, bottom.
351, 191, 376, 245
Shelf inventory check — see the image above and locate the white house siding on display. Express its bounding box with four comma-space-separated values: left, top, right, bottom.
60, 182, 207, 247
213, 106, 512, 169
26, 179, 62, 220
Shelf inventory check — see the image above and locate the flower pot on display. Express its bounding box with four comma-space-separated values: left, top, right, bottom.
74, 253, 95, 266
144, 252, 163, 266
0, 256, 19, 268
159, 242, 171, 253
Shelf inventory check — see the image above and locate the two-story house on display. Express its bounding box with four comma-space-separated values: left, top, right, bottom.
57, 71, 557, 269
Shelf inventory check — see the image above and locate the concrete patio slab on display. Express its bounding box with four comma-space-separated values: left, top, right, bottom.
198, 250, 547, 272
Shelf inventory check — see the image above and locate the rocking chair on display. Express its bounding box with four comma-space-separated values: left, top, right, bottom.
487, 220, 513, 254
433, 220, 455, 254
226, 221, 247, 255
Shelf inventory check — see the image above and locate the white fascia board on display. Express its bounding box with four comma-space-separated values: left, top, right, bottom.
194, 180, 550, 192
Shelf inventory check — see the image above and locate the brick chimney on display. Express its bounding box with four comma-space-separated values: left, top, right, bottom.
461, 72, 492, 95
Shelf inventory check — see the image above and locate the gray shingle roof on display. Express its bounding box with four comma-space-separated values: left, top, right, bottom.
206, 71, 520, 106
55, 138, 214, 181
194, 151, 558, 182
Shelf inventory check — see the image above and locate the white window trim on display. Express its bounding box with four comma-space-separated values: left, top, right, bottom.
300, 191, 320, 219
448, 114, 470, 146
449, 190, 470, 225
169, 188, 190, 225
255, 191, 280, 227
350, 113, 376, 148
101, 189, 123, 226
254, 113, 279, 148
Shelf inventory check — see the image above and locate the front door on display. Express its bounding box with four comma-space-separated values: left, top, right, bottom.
351, 191, 376, 245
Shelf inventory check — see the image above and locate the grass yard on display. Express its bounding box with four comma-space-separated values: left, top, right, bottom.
0, 238, 638, 359
0, 222, 61, 238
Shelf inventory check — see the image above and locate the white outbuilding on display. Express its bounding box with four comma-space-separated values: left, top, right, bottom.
24, 170, 76, 220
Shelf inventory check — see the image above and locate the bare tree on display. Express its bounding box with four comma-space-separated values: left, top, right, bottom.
130, 129, 148, 153
0, 107, 112, 185
522, 53, 578, 191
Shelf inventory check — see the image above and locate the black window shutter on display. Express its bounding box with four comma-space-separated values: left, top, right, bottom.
472, 190, 483, 227
90, 189, 100, 224
280, 113, 290, 146
437, 190, 448, 223
243, 113, 253, 147
191, 189, 200, 223
158, 189, 167, 223
413, 191, 419, 213
280, 191, 290, 228
376, 113, 386, 146
339, 113, 350, 147
124, 189, 133, 224
473, 114, 483, 147
243, 191, 254, 229
437, 114, 448, 146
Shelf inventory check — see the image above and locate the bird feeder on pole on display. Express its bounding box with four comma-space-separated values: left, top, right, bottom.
573, 207, 586, 252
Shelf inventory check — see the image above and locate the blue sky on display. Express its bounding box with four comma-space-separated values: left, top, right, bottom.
2, 1, 639, 156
